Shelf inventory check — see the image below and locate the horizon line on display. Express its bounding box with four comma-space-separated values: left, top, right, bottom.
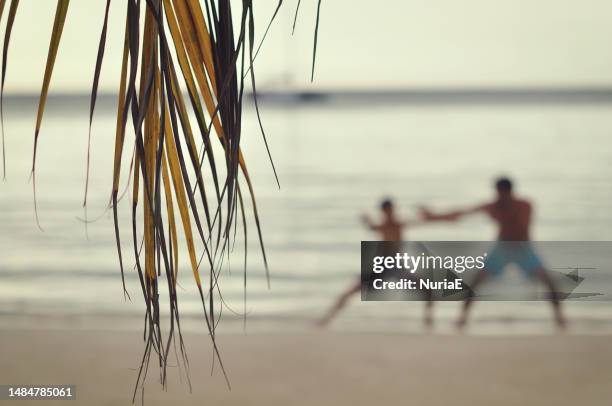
5, 86, 612, 105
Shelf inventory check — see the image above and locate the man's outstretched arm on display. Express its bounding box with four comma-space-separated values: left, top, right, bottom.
419, 204, 490, 222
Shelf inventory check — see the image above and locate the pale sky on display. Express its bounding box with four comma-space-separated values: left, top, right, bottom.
4, 0, 612, 92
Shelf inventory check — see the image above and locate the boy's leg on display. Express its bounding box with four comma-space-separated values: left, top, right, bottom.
423, 278, 434, 328
317, 281, 361, 327
407, 274, 434, 327
456, 271, 488, 330
424, 300, 434, 328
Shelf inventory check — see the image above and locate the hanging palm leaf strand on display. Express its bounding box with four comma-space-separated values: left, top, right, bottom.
0, 0, 324, 395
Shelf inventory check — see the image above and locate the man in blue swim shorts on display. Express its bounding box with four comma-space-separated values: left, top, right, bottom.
421, 177, 566, 330
484, 242, 544, 276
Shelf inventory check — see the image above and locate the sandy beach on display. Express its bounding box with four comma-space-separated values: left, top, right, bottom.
1, 329, 611, 405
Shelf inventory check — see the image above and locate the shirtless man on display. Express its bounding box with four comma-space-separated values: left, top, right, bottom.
317, 199, 434, 327
420, 177, 566, 329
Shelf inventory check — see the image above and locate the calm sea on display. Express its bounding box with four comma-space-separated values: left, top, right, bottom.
1, 93, 612, 334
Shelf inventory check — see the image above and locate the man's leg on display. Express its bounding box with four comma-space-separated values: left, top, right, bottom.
456, 271, 488, 330
317, 281, 361, 327
534, 268, 566, 329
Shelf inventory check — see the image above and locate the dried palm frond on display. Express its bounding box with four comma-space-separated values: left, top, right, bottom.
0, 0, 323, 396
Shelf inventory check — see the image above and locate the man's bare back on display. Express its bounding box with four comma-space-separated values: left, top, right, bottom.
482, 197, 532, 241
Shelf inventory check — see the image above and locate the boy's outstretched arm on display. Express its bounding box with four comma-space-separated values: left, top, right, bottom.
360, 214, 380, 231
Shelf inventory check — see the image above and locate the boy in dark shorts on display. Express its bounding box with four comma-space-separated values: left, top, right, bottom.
317, 199, 434, 327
